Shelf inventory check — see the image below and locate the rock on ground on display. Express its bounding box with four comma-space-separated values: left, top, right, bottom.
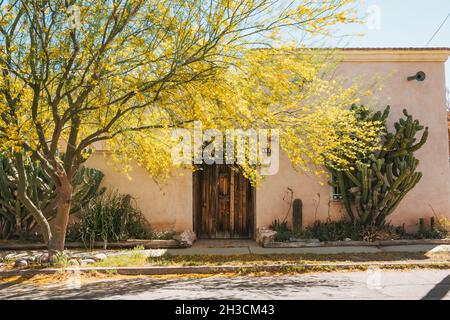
256, 227, 277, 246
174, 230, 197, 247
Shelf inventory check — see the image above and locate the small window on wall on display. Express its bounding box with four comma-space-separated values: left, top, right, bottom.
331, 174, 343, 201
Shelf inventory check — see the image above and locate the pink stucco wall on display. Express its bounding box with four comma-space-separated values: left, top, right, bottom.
86, 49, 450, 234
86, 155, 193, 232
257, 50, 450, 231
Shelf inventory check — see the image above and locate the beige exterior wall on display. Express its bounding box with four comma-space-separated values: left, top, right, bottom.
258, 49, 450, 231
86, 49, 450, 234
85, 155, 193, 232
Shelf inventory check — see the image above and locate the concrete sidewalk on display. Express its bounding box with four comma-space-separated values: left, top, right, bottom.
166, 241, 450, 255
1, 241, 449, 278
1, 260, 450, 277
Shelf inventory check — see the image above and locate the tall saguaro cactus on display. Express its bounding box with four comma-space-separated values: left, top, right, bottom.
330, 106, 428, 226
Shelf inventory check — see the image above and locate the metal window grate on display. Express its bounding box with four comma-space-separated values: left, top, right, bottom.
331, 175, 343, 201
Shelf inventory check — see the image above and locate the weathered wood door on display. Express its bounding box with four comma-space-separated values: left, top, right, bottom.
193, 164, 254, 239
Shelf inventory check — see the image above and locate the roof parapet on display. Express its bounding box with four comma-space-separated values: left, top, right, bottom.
337, 48, 450, 62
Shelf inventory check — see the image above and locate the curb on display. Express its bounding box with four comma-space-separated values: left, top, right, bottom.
264, 239, 450, 248
1, 240, 449, 251
0, 240, 185, 251
1, 261, 450, 277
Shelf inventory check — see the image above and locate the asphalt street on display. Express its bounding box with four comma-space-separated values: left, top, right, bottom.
0, 269, 449, 300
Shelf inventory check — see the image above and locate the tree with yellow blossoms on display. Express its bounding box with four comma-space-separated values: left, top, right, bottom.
0, 0, 381, 253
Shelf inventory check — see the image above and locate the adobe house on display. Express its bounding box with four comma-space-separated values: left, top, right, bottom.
86, 48, 450, 238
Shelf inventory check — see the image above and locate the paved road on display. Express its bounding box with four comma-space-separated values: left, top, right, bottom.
1, 269, 449, 300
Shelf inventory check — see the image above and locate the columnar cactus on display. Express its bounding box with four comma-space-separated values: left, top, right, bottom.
0, 153, 105, 239
292, 198, 303, 234
330, 106, 428, 226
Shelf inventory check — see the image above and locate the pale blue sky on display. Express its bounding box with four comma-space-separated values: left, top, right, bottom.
328, 0, 450, 90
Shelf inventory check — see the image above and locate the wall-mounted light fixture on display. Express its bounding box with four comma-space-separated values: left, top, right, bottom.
407, 71, 426, 82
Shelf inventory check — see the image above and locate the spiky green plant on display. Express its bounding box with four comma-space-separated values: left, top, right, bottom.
329, 106, 428, 227
0, 153, 105, 239
66, 190, 151, 248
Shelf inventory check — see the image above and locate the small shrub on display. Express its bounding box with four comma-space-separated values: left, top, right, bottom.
359, 224, 405, 242
51, 252, 70, 268
299, 220, 356, 242
436, 216, 450, 236
270, 219, 292, 242
416, 217, 449, 239
268, 215, 449, 243
66, 190, 151, 248
298, 219, 406, 242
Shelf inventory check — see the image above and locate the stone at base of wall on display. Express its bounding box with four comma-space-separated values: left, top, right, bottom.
0, 239, 182, 251
256, 227, 277, 246
173, 230, 197, 247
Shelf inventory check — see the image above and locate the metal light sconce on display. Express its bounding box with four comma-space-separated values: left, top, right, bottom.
407, 71, 426, 82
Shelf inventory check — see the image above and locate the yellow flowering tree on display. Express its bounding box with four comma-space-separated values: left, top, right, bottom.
111, 49, 382, 184
0, 0, 376, 253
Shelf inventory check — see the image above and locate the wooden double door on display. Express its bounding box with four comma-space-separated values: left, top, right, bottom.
193, 164, 254, 239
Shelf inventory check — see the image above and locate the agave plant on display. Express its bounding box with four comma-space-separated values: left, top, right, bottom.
66, 190, 151, 248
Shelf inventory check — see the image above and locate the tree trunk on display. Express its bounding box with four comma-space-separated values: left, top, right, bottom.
14, 153, 52, 245
48, 176, 73, 253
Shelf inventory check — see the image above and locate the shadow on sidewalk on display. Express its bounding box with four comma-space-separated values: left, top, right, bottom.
421, 275, 450, 300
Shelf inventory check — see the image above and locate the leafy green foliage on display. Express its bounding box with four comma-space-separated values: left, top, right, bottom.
66, 190, 151, 248
269, 216, 447, 243
0, 153, 105, 240
270, 219, 292, 242
416, 217, 449, 239
298, 219, 407, 242
50, 252, 71, 268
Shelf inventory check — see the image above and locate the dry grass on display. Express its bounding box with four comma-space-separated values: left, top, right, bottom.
89, 251, 450, 268
2, 263, 450, 287
91, 251, 148, 268
1, 250, 450, 286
